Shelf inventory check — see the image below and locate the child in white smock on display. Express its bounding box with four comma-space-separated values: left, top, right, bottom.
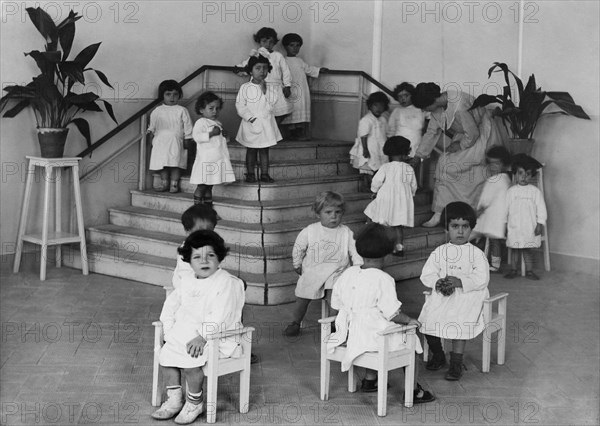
387, 83, 427, 157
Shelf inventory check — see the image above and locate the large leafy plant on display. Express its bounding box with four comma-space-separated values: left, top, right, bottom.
470, 62, 589, 139
0, 7, 117, 147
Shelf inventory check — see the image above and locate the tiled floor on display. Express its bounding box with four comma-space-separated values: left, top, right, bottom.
1, 255, 598, 425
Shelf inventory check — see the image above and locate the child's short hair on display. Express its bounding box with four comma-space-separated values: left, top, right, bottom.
486, 145, 511, 166
312, 191, 345, 214
282, 33, 303, 46
441, 202, 477, 230
412, 82, 441, 109
392, 82, 416, 100
354, 223, 394, 258
383, 136, 411, 157
511, 153, 543, 176
181, 204, 218, 232
158, 79, 183, 100
178, 230, 229, 263
195, 91, 223, 115
253, 27, 279, 43
244, 54, 273, 74
366, 92, 390, 111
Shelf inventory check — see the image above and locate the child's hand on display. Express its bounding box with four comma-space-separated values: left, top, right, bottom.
535, 223, 544, 236
294, 267, 302, 275
221, 128, 228, 138
435, 277, 455, 296
446, 276, 463, 289
186, 335, 207, 358
363, 148, 370, 159
209, 126, 221, 137
283, 86, 291, 98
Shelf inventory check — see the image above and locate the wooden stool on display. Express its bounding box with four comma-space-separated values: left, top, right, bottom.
13, 156, 88, 280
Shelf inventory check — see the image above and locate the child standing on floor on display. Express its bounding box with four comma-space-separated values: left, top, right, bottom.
418, 202, 490, 381
280, 33, 328, 140
349, 91, 390, 192
504, 154, 547, 280
364, 136, 417, 256
191, 91, 235, 206
284, 191, 363, 337
235, 53, 282, 183
148, 80, 194, 193
152, 230, 245, 424
327, 223, 435, 403
471, 145, 512, 272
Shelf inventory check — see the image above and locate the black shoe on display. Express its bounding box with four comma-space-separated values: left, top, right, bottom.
425, 352, 446, 371
250, 353, 259, 364
361, 378, 378, 393
445, 352, 465, 381
260, 174, 275, 183
413, 383, 436, 404
283, 321, 301, 337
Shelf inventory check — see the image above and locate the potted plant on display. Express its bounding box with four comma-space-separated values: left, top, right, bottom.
470, 62, 590, 154
0, 7, 117, 158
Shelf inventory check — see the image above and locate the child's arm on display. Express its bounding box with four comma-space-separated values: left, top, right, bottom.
391, 311, 421, 328
447, 249, 489, 292
147, 110, 157, 135
159, 288, 182, 341
172, 254, 195, 290
357, 116, 372, 158
420, 248, 443, 289
292, 227, 309, 275
409, 165, 418, 196
534, 187, 548, 236
414, 116, 441, 160
370, 168, 385, 193
280, 54, 292, 98
347, 229, 363, 266
235, 88, 258, 123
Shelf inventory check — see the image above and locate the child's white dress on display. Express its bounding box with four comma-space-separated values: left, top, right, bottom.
190, 118, 235, 185
327, 266, 423, 371
292, 223, 363, 300
506, 184, 547, 249
472, 173, 511, 240
418, 243, 490, 340
148, 105, 193, 170
349, 112, 388, 173
159, 268, 245, 369
387, 105, 426, 156
364, 161, 417, 227
281, 57, 320, 124
235, 81, 282, 148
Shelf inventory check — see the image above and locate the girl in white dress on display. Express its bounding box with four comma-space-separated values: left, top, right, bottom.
364, 136, 417, 256
349, 92, 390, 192
418, 202, 490, 381
387, 83, 427, 156
327, 223, 435, 403
471, 146, 512, 272
147, 80, 193, 193
152, 230, 245, 424
284, 191, 363, 337
235, 53, 282, 183
504, 154, 547, 280
191, 91, 235, 206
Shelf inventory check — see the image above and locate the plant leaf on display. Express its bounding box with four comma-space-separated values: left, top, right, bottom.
25, 50, 61, 78
73, 43, 101, 68
2, 99, 31, 118
92, 69, 113, 89
58, 20, 75, 60
59, 61, 85, 85
540, 99, 590, 119
67, 92, 100, 105
100, 100, 118, 123
468, 94, 501, 110
26, 7, 58, 46
69, 117, 91, 147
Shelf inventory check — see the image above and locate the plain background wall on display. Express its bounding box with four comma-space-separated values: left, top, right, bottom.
1, 1, 598, 273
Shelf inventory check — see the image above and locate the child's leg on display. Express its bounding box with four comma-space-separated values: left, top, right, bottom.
299, 122, 311, 140
446, 339, 467, 381
424, 334, 446, 370
258, 148, 274, 182
151, 366, 184, 419
245, 148, 258, 181
522, 248, 539, 280
203, 185, 214, 207
505, 248, 520, 278
169, 167, 182, 192
489, 238, 502, 271
162, 366, 182, 386
156, 168, 169, 191
284, 297, 311, 336
194, 184, 208, 204
175, 367, 205, 423
393, 226, 404, 253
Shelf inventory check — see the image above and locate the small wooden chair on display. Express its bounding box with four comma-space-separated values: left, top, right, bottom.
422, 291, 508, 373
152, 321, 255, 424
318, 317, 417, 416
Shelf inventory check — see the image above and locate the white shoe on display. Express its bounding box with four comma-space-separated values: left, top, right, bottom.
174, 400, 205, 424
151, 387, 184, 420
422, 212, 442, 228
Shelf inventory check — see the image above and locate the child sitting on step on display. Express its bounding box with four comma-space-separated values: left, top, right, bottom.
284, 191, 363, 337
418, 202, 490, 381
327, 223, 435, 403
152, 230, 245, 424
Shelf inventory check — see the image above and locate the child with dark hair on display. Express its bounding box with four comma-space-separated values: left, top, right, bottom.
147, 79, 194, 193
349, 91, 391, 191
326, 223, 435, 403
191, 91, 235, 206
504, 154, 547, 280
364, 136, 417, 256
471, 145, 512, 272
152, 230, 245, 424
418, 202, 490, 381
388, 82, 427, 156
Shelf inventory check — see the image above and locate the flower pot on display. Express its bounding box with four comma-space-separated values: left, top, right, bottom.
507, 138, 534, 155
37, 128, 69, 158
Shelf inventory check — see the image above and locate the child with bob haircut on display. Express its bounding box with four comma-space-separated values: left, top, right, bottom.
152, 230, 245, 424
327, 223, 435, 403
418, 202, 490, 381
284, 191, 363, 337
504, 154, 547, 280
387, 82, 427, 157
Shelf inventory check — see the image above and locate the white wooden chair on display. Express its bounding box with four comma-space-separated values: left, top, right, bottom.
422, 291, 508, 373
318, 316, 417, 416
152, 321, 255, 423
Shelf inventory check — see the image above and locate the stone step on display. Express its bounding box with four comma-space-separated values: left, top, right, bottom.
227, 139, 353, 161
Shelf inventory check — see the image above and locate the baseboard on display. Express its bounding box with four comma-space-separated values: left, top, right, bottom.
549, 252, 600, 277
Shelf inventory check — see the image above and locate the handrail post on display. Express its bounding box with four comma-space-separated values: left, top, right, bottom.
139, 114, 147, 191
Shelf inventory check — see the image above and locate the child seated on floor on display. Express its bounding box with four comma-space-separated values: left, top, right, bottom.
152, 230, 245, 424
327, 223, 435, 403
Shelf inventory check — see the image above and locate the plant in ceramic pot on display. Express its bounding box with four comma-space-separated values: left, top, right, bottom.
0, 7, 117, 158
470, 62, 590, 154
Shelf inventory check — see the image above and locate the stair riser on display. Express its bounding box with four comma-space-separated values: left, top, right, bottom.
228, 145, 350, 162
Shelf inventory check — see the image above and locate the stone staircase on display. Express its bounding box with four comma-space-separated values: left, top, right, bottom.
64, 139, 446, 305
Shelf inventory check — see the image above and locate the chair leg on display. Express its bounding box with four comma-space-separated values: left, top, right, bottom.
206, 341, 220, 424
239, 367, 250, 414
422, 337, 429, 362
498, 299, 507, 366
482, 328, 492, 373
404, 353, 415, 408
377, 369, 388, 417
348, 365, 356, 392
320, 359, 331, 400
543, 238, 551, 272
152, 326, 162, 407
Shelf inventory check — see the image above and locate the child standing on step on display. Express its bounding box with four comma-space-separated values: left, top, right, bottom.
364, 136, 417, 256
148, 80, 194, 193
327, 223, 435, 403
235, 53, 282, 183
284, 191, 363, 337
504, 154, 547, 280
152, 230, 245, 424
471, 145, 512, 272
191, 91, 235, 206
418, 202, 490, 381
349, 92, 390, 192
